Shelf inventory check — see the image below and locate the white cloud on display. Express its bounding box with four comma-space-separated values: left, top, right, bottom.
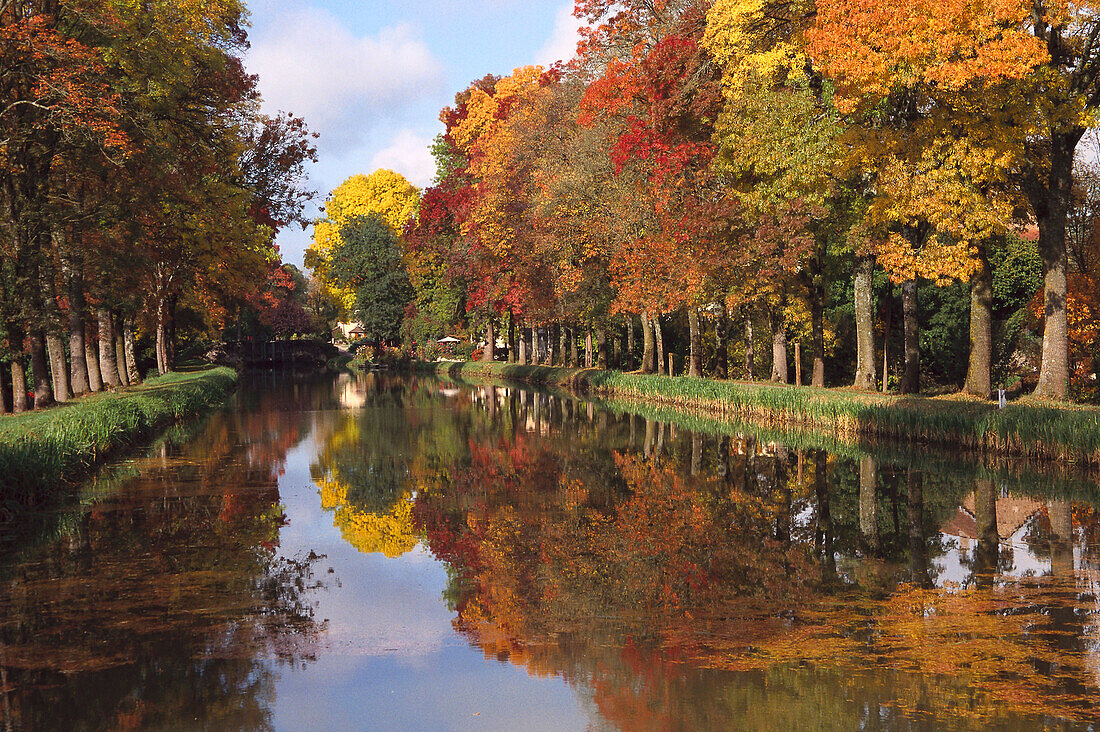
246, 8, 444, 152
370, 130, 438, 189
534, 3, 583, 67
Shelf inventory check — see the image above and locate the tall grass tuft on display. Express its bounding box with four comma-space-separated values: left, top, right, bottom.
0, 367, 237, 500
417, 361, 1100, 466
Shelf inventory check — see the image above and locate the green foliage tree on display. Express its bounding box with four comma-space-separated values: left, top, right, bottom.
329, 215, 413, 344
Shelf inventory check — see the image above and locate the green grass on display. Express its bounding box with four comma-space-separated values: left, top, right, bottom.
418, 361, 1100, 466
0, 367, 238, 500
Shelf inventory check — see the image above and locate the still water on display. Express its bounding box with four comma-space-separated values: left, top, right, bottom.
2, 372, 1100, 730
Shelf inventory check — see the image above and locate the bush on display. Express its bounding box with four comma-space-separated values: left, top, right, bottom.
422, 341, 442, 361
349, 344, 415, 371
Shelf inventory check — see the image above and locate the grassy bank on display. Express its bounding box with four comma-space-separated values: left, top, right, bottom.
419, 361, 1100, 466
0, 367, 238, 499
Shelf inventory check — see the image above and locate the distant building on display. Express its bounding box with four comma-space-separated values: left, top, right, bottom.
333, 322, 366, 342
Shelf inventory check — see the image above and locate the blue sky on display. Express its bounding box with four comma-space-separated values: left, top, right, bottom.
243, 0, 584, 268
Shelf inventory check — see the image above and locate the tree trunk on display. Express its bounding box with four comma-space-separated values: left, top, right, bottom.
964, 247, 993, 398
67, 270, 90, 395
611, 321, 621, 369
973, 478, 998, 581
85, 322, 103, 392
882, 293, 891, 393
743, 313, 754, 381
585, 328, 593, 368
124, 316, 140, 384
1049, 499, 1073, 575
46, 332, 69, 402
811, 284, 825, 387
40, 269, 68, 403
507, 312, 517, 363
11, 358, 27, 413
715, 304, 729, 379
483, 320, 496, 362
853, 255, 876, 389
569, 327, 578, 367
771, 310, 788, 383
907, 469, 931, 588
114, 314, 130, 387
29, 331, 54, 408
708, 306, 726, 378
527, 328, 535, 366
8, 324, 27, 413
596, 323, 607, 369
641, 314, 655, 373
859, 455, 878, 554
549, 322, 560, 366
166, 295, 177, 368
688, 308, 702, 377
546, 327, 553, 365
626, 315, 636, 370
691, 432, 702, 476
1035, 227, 1071, 399
558, 323, 567, 367
153, 302, 168, 377
0, 363, 10, 414
794, 342, 802, 387
654, 315, 665, 376
1030, 133, 1079, 400
900, 278, 919, 394
517, 324, 527, 365
815, 449, 834, 574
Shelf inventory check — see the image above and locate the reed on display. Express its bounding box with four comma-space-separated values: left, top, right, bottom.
418, 361, 1100, 466
0, 367, 237, 499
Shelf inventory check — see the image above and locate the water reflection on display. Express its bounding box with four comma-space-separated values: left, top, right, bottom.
313, 374, 1100, 729
0, 379, 327, 731
2, 372, 1100, 729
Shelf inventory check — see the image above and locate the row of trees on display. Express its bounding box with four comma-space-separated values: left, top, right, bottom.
310, 0, 1100, 400
0, 0, 317, 412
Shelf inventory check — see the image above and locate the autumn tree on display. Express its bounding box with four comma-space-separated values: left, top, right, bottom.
403, 137, 473, 351
450, 68, 559, 361
307, 170, 419, 319
328, 215, 413, 344
1013, 1, 1100, 399
705, 0, 858, 388
807, 0, 1044, 394
0, 0, 130, 408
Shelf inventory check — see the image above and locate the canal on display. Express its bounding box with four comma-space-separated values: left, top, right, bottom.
0, 372, 1098, 730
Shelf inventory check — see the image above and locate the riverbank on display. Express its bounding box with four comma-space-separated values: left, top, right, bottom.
0, 367, 238, 500
419, 361, 1100, 466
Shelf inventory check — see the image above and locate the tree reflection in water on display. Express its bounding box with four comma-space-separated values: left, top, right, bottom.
4, 372, 1100, 729
0, 379, 327, 731
309, 375, 1100, 729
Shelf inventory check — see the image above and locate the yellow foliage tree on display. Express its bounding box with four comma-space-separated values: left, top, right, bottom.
306, 170, 420, 318
319, 476, 419, 558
